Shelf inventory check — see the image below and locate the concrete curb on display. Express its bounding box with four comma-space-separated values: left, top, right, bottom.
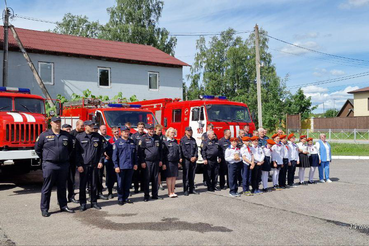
332, 156, 369, 160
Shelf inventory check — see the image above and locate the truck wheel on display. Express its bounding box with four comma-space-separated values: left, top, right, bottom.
14, 160, 31, 174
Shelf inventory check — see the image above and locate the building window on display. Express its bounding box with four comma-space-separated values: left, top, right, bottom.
98, 67, 111, 87
172, 109, 182, 123
38, 62, 54, 85
148, 72, 159, 90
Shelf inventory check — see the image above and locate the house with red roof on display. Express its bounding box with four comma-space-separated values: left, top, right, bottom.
0, 26, 188, 100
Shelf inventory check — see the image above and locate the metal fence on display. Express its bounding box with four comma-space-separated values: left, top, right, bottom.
287, 129, 369, 141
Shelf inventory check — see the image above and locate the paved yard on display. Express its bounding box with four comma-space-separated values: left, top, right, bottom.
1, 160, 369, 245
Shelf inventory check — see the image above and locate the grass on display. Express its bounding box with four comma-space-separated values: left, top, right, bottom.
300, 130, 369, 140
330, 143, 369, 156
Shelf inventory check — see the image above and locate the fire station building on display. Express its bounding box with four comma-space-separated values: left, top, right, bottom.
0, 26, 188, 100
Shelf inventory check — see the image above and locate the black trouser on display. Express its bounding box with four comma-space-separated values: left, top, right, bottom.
251, 164, 261, 192
105, 159, 117, 194
288, 160, 297, 185
238, 164, 243, 186
40, 162, 69, 211
205, 160, 219, 191
182, 159, 196, 192
67, 163, 76, 199
97, 167, 104, 195
142, 161, 159, 199
79, 165, 99, 205
219, 159, 229, 189
117, 169, 134, 202
228, 162, 241, 194
279, 158, 288, 187
132, 165, 144, 191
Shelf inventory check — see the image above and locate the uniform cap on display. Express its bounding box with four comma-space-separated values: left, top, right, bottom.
287, 133, 295, 140
185, 126, 193, 131
121, 126, 129, 131
84, 120, 94, 126
242, 136, 250, 141
93, 124, 99, 129
146, 123, 154, 129
62, 124, 71, 128
51, 116, 61, 122
279, 134, 287, 139
307, 137, 313, 142
300, 135, 307, 139
250, 136, 259, 141
267, 139, 276, 145
272, 133, 279, 139
230, 137, 239, 142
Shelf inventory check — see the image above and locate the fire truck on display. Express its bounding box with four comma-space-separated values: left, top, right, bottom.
60, 98, 158, 136
131, 95, 255, 161
0, 87, 47, 173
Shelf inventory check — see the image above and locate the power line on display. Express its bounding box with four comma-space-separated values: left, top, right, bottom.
13, 14, 57, 24
288, 71, 369, 89
264, 33, 369, 64
170, 30, 252, 37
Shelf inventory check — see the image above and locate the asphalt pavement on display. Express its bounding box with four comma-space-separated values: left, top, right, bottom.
1, 160, 369, 245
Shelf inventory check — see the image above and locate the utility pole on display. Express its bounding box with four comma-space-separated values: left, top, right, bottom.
255, 24, 262, 128
2, 6, 10, 87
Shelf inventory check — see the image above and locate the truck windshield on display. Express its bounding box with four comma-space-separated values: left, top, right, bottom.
0, 97, 12, 111
14, 98, 45, 114
104, 111, 158, 128
206, 104, 252, 123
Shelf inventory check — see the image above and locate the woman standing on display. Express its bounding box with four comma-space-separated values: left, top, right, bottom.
307, 138, 319, 184
316, 134, 332, 183
297, 135, 310, 185
162, 127, 181, 198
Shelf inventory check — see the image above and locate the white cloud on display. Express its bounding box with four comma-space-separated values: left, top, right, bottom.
302, 85, 329, 93
281, 41, 320, 55
294, 32, 319, 40
313, 68, 328, 77
330, 69, 345, 76
339, 0, 369, 9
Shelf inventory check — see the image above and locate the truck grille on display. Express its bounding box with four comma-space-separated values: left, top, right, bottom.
5, 123, 43, 143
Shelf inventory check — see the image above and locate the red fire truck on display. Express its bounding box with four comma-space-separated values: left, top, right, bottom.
0, 87, 47, 173
60, 98, 158, 136
132, 95, 255, 151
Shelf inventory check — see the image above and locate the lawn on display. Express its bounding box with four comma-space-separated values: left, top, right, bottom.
330, 143, 369, 156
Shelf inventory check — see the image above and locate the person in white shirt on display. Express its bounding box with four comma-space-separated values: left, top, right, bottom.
250, 136, 264, 194
261, 139, 275, 192
297, 135, 310, 185
307, 138, 320, 184
225, 138, 243, 197
287, 134, 299, 187
279, 135, 289, 189
240, 136, 253, 196
271, 134, 283, 189
315, 134, 332, 183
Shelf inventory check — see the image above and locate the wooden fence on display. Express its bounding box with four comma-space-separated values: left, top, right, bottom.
313, 116, 369, 129
286, 114, 301, 130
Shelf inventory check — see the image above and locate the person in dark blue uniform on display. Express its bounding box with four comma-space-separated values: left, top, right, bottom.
131, 122, 146, 193
75, 120, 105, 211
180, 127, 198, 196
112, 126, 138, 205
201, 124, 217, 187
138, 124, 163, 202
201, 130, 222, 192
162, 127, 181, 198
218, 129, 231, 190
35, 117, 74, 217
61, 124, 79, 204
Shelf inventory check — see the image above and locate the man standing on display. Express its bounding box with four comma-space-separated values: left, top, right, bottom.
243, 123, 252, 137
70, 120, 84, 137
180, 127, 198, 196
201, 124, 217, 186
62, 124, 78, 204
101, 125, 116, 199
113, 126, 138, 205
138, 124, 163, 202
201, 130, 221, 192
75, 120, 105, 211
258, 128, 269, 147
131, 122, 146, 193
35, 117, 74, 217
218, 129, 231, 189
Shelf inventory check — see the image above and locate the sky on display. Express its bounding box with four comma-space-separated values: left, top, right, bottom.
4, 0, 369, 113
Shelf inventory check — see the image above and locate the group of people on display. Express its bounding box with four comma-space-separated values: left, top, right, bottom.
35, 118, 332, 217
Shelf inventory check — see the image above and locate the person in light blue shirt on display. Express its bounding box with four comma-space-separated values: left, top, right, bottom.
316, 134, 332, 183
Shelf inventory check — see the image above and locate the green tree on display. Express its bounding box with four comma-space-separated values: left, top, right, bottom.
52, 13, 101, 38
323, 109, 339, 118
284, 88, 317, 120
100, 0, 177, 55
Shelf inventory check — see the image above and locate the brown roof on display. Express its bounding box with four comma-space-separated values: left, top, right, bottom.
0, 26, 189, 68
348, 86, 369, 94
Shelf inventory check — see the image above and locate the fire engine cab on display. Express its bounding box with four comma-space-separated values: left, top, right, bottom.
132, 95, 255, 157
61, 98, 158, 136
0, 87, 46, 172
